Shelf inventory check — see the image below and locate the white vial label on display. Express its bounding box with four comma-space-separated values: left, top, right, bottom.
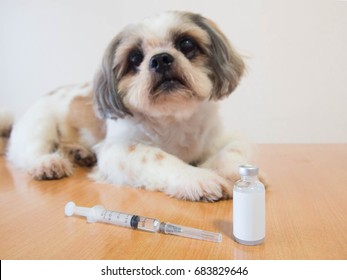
233, 190, 265, 245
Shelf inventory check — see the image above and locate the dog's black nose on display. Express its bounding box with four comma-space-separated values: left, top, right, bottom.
150, 53, 174, 73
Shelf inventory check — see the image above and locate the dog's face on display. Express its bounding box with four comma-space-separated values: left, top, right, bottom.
94, 11, 245, 119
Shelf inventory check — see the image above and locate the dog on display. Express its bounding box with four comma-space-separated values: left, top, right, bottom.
4, 11, 251, 201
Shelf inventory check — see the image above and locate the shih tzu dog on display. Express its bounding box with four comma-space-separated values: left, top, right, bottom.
4, 11, 251, 201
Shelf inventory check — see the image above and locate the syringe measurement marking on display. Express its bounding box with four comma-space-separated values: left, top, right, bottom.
101, 210, 132, 226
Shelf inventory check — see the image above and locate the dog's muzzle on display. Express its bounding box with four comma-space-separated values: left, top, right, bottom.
150, 53, 186, 94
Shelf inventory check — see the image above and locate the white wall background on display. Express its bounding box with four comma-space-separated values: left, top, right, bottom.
0, 0, 346, 143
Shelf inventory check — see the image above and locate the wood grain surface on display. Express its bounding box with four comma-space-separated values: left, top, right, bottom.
0, 144, 346, 259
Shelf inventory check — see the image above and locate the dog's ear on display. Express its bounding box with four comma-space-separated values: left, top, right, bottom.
93, 35, 132, 119
191, 14, 245, 99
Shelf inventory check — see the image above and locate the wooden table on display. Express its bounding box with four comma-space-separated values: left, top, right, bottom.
0, 144, 346, 260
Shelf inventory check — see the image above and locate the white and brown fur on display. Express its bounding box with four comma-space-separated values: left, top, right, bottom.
6, 84, 104, 179
3, 11, 251, 201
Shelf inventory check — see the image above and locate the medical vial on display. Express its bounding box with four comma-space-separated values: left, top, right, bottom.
233, 165, 265, 245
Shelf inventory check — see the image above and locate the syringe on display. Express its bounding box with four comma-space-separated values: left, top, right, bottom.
64, 201, 222, 243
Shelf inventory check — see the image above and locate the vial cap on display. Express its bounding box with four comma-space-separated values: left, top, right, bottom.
239, 165, 259, 176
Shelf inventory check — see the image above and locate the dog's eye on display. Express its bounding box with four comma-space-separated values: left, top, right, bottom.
128, 50, 144, 68
177, 37, 198, 58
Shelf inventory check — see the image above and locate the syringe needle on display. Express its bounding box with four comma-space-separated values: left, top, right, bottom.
159, 222, 222, 243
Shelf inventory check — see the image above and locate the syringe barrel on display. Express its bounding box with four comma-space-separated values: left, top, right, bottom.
90, 206, 160, 233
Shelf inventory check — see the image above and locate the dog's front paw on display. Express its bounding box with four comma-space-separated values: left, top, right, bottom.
167, 167, 232, 202
29, 153, 73, 180
69, 148, 97, 167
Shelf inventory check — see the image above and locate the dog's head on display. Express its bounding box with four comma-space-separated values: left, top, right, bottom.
94, 11, 245, 119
